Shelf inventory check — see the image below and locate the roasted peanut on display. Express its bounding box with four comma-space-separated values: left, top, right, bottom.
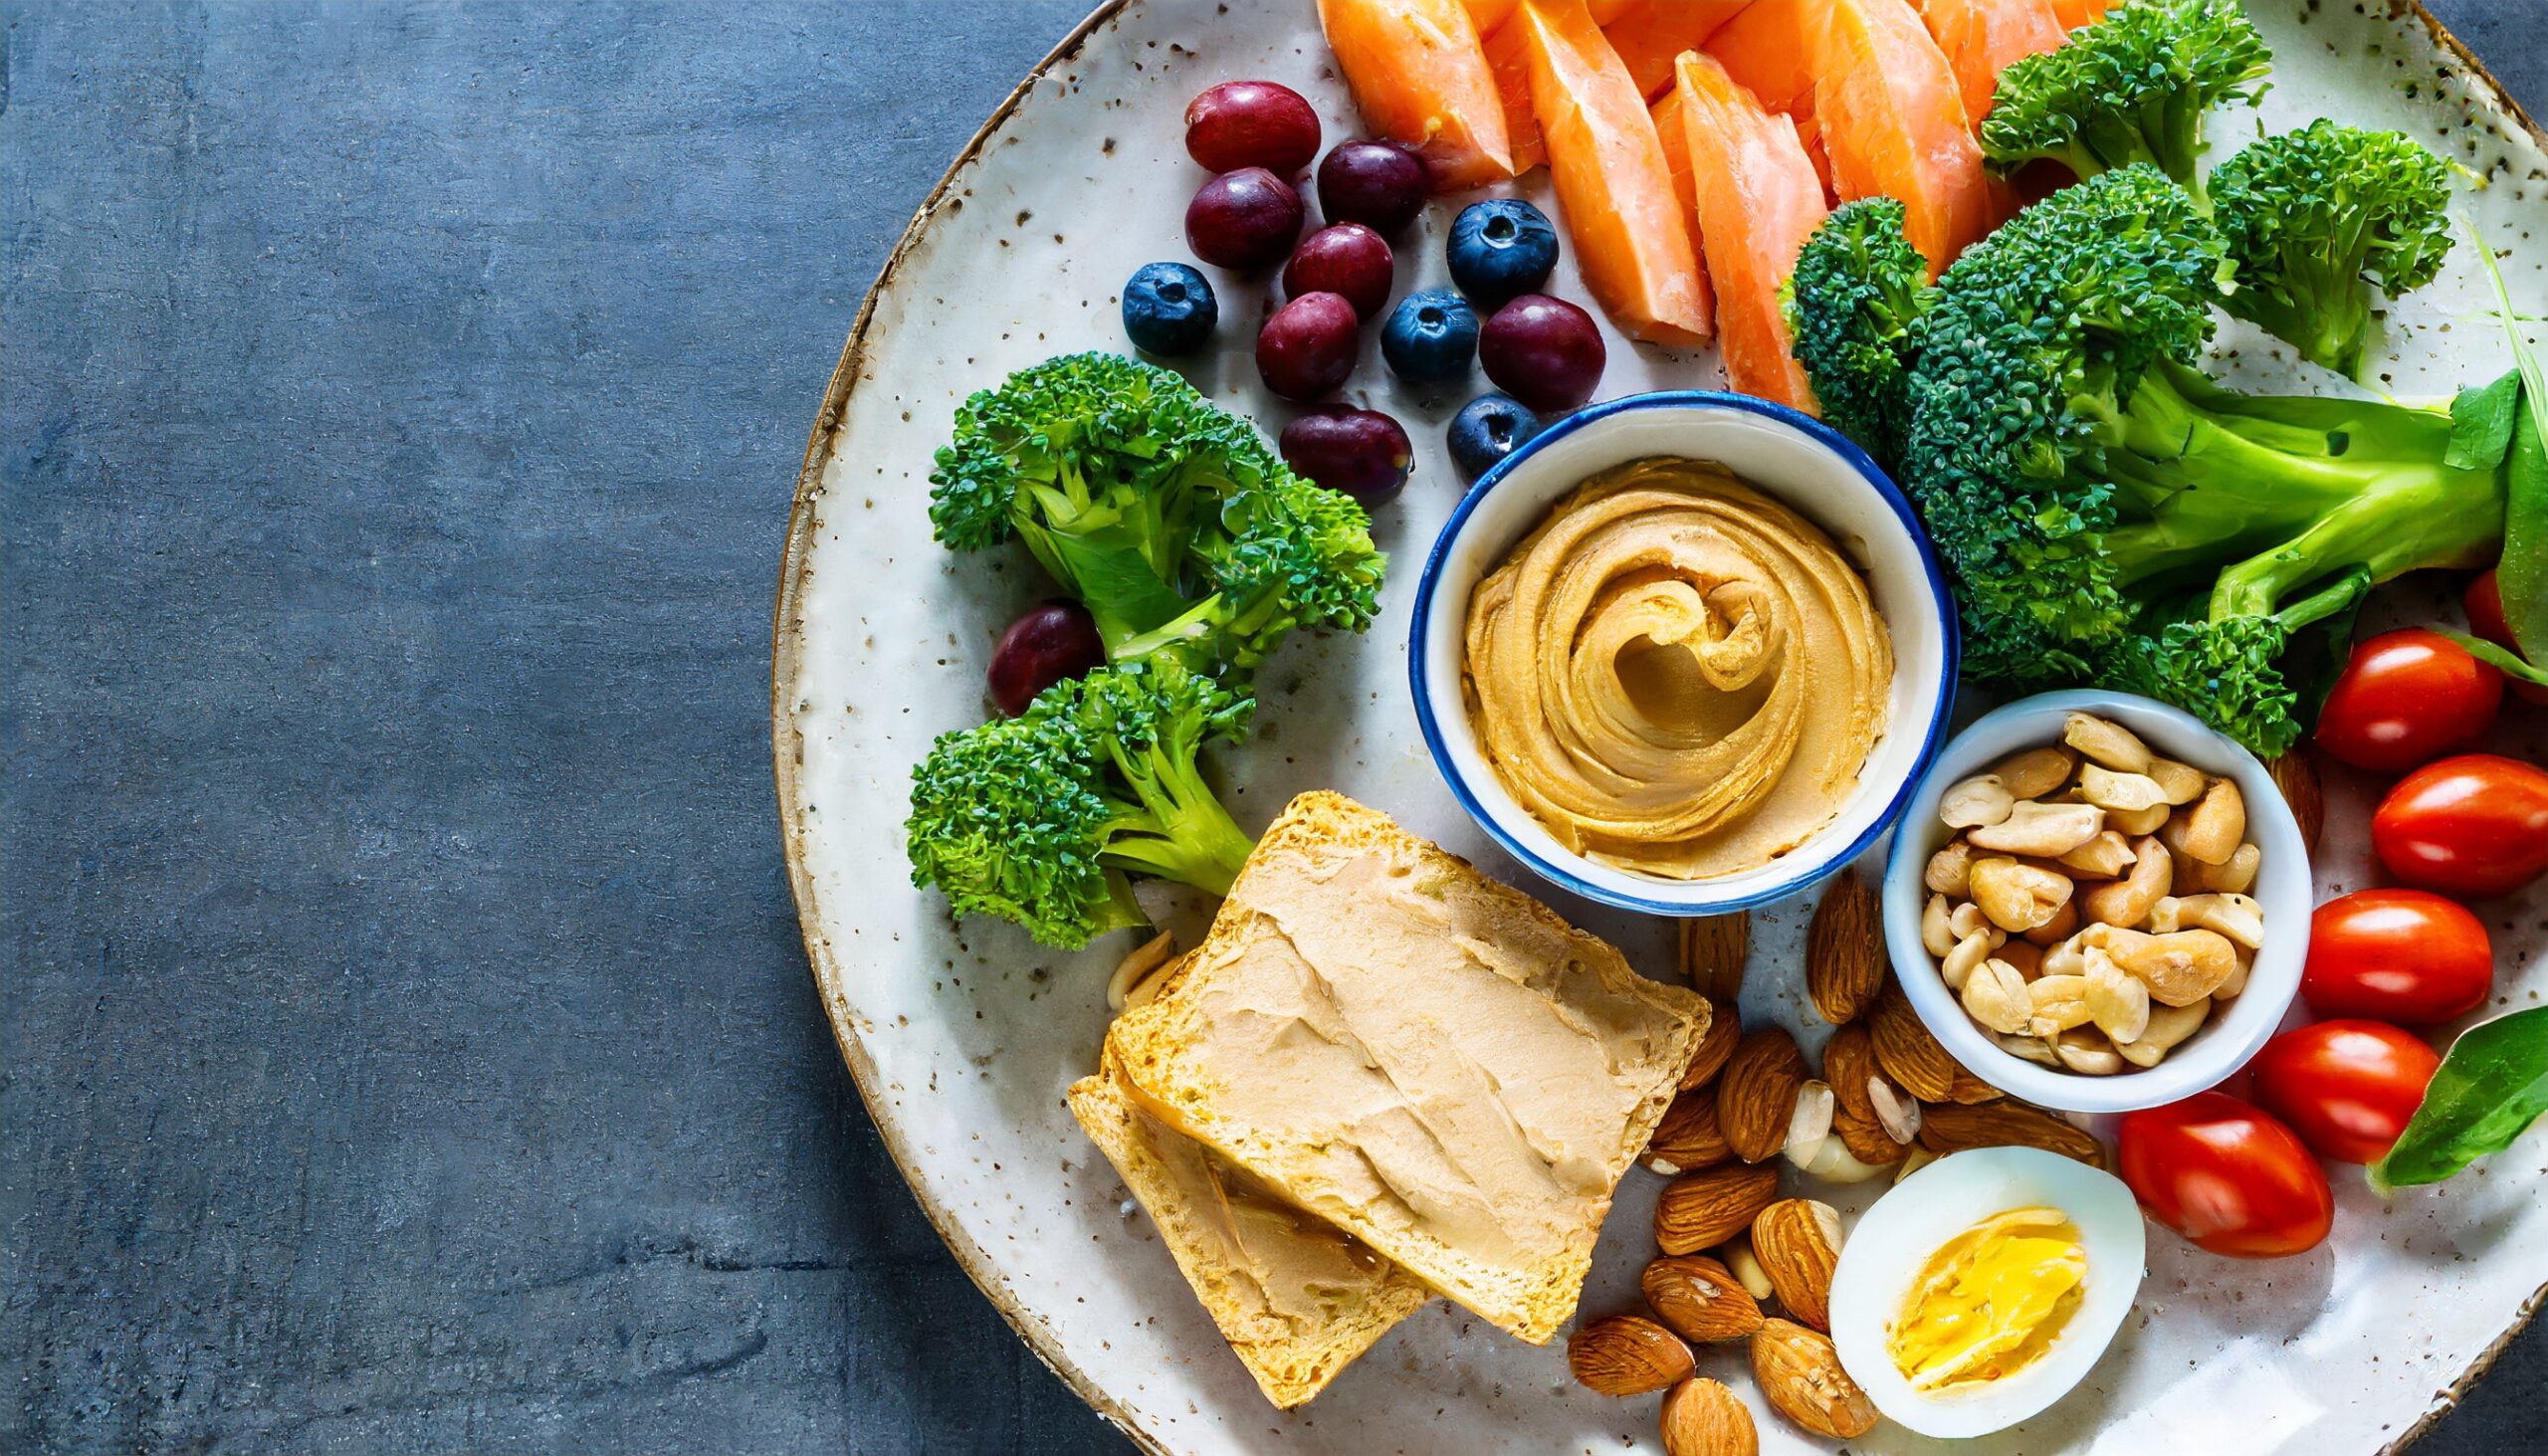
1941, 774, 2015, 830
1969, 800, 2105, 857
1969, 856, 2074, 934
1921, 893, 1957, 959
2057, 829, 2134, 879
1991, 744, 2079, 800
1925, 839, 1976, 898
2082, 835, 2171, 927
2064, 713, 2152, 773
1962, 958, 2034, 1035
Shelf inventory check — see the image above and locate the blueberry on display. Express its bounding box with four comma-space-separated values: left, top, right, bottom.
1446, 199, 1560, 308
1380, 289, 1480, 384
1447, 393, 1544, 483
1121, 262, 1218, 356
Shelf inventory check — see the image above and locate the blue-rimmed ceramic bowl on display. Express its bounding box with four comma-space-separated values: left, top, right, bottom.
1407, 391, 1959, 915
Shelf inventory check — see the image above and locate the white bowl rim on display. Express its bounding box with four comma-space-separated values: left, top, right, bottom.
1879, 688, 2313, 1114
1405, 389, 1961, 916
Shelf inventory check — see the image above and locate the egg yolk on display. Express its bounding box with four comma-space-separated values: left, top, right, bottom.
1887, 1206, 2087, 1392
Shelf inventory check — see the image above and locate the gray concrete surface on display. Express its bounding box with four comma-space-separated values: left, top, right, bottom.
1, 2, 2540, 1452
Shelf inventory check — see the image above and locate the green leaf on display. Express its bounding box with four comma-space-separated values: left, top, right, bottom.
2469, 225, 2548, 661
2446, 369, 2519, 470
2432, 625, 2548, 686
2370, 1005, 2548, 1196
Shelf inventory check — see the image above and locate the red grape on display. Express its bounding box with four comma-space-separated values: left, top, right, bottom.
1183, 81, 1321, 175
1280, 407, 1412, 505
1257, 292, 1362, 401
1282, 223, 1394, 321
988, 600, 1105, 717
1479, 294, 1604, 412
1316, 141, 1429, 236
1185, 168, 1305, 271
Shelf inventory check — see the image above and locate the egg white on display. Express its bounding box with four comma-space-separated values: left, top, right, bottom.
1827, 1146, 2147, 1439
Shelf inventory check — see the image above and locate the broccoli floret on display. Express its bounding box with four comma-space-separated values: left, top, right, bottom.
905, 659, 1255, 948
929, 352, 1384, 681
1785, 199, 1935, 469
2211, 121, 2455, 378
1896, 168, 2510, 753
1981, 0, 2270, 199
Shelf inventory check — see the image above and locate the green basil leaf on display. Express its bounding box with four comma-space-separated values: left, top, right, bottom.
2370, 1005, 2548, 1196
2470, 227, 2548, 661
2432, 626, 2548, 687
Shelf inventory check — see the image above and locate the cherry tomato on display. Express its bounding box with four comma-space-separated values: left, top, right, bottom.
2301, 888, 2492, 1025
2465, 568, 2548, 707
2314, 628, 2501, 772
2247, 1020, 2442, 1163
2372, 753, 2548, 900
2116, 1093, 2334, 1259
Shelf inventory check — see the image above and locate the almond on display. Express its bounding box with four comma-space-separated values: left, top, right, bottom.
1830, 1105, 1907, 1167
1917, 1099, 2105, 1165
1805, 871, 1885, 1023
1819, 1022, 1882, 1125
1717, 1028, 1807, 1162
1682, 913, 1751, 999
1750, 1199, 1841, 1334
1679, 995, 1742, 1092
1567, 1314, 1695, 1396
1751, 1319, 1878, 1439
1867, 984, 1958, 1102
1641, 1255, 1765, 1344
1661, 1377, 1759, 1456
2268, 749, 2322, 852
1655, 1162, 1782, 1255
1940, 1062, 2006, 1105
1644, 1087, 1732, 1174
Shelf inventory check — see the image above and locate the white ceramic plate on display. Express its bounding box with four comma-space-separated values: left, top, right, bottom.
773, 3, 2548, 1451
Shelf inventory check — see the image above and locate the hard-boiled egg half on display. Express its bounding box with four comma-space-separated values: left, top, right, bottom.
1827, 1146, 2144, 1438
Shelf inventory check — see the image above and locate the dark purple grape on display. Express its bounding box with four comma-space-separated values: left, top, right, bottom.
1316, 141, 1429, 237
1479, 294, 1605, 412
1280, 407, 1413, 506
988, 600, 1105, 717
1281, 223, 1394, 321
1257, 292, 1362, 401
1186, 167, 1305, 271
1184, 81, 1321, 175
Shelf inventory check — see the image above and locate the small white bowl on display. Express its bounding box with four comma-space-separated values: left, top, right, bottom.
1880, 690, 2312, 1114
1407, 392, 1958, 916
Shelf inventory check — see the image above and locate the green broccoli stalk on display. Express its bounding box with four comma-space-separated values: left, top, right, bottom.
928, 352, 1384, 681
1980, 0, 2270, 200
1896, 166, 2510, 752
1784, 199, 1934, 470
2211, 121, 2455, 379
905, 659, 1254, 948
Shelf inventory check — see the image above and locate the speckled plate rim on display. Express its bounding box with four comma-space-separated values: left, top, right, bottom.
766, 5, 2544, 1453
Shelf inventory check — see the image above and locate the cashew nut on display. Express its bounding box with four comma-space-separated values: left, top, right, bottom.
1941, 928, 2001, 991
1949, 900, 1995, 940
1925, 839, 1976, 898
2082, 835, 2172, 927
2149, 892, 2264, 949
2105, 800, 2172, 836
2078, 764, 2168, 815
2084, 947, 2151, 1044
1962, 957, 2034, 1035
2145, 757, 2208, 805
2057, 829, 2134, 879
1997, 1032, 2063, 1068
1997, 938, 2044, 979
2181, 841, 2261, 895
1969, 799, 2106, 857
1991, 744, 2079, 800
2216, 946, 2251, 1000
2022, 898, 2079, 947
2169, 777, 2245, 866
1921, 892, 1957, 958
2039, 930, 2087, 980
1969, 856, 2075, 934
2082, 924, 2238, 1005
2053, 1027, 2125, 1076
1941, 773, 2015, 830
2026, 974, 2094, 1036
2064, 713, 2153, 773
2116, 998, 2211, 1067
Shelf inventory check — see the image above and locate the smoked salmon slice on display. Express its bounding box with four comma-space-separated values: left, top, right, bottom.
1319, 0, 1516, 190
1517, 0, 1713, 345
1667, 52, 1827, 410
1482, 15, 1550, 173
1917, 0, 2067, 125
2049, 0, 2111, 28
1703, 0, 1825, 119
1462, 0, 1520, 29
1600, 0, 1755, 99
1813, 0, 1993, 276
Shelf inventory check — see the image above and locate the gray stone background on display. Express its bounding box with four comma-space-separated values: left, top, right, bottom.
1, 1, 2538, 1451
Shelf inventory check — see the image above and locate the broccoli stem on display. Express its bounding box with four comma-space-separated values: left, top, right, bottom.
1097, 737, 1253, 898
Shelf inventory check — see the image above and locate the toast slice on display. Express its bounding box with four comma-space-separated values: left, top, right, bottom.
1113, 791, 1708, 1344
1070, 1038, 1430, 1408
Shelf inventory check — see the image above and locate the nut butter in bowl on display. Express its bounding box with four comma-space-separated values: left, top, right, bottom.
1409, 392, 1958, 915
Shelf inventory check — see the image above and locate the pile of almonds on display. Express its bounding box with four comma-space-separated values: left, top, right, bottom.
1920, 712, 2279, 1074
1569, 884, 2108, 1454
